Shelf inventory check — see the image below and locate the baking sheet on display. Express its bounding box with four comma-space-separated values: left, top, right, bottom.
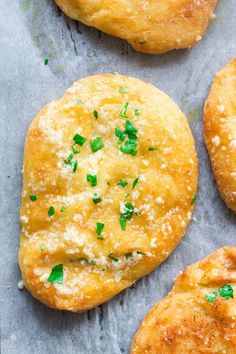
1, 1, 236, 353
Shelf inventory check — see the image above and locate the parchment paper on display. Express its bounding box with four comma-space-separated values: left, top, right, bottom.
1, 1, 236, 353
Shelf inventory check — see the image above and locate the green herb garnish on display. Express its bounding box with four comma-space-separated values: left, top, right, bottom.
71, 145, 80, 154
119, 103, 129, 118
48, 206, 55, 217
120, 140, 137, 156
44, 58, 49, 65
93, 110, 98, 120
96, 222, 104, 236
120, 202, 135, 230
29, 195, 37, 201
132, 177, 139, 189
148, 147, 158, 151
134, 108, 139, 116
119, 216, 126, 231
97, 236, 104, 241
93, 193, 102, 204
205, 291, 218, 303
60, 205, 67, 212
125, 120, 137, 135
108, 254, 119, 262
87, 174, 97, 187
71, 160, 78, 173
65, 153, 74, 165
73, 133, 86, 146
119, 86, 128, 94
118, 180, 128, 187
47, 264, 63, 284
115, 128, 126, 143
122, 202, 134, 219
136, 251, 146, 255
90, 137, 104, 153
219, 285, 234, 299
125, 252, 132, 259
191, 194, 197, 205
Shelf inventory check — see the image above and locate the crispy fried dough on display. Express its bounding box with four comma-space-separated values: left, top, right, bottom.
131, 247, 236, 354
54, 0, 217, 54
19, 74, 197, 311
204, 58, 236, 212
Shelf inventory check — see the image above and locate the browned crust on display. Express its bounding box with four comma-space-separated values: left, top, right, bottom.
204, 58, 236, 213
54, 0, 217, 54
131, 247, 236, 354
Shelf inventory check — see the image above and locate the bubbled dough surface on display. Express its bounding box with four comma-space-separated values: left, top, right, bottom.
19, 74, 197, 312
131, 247, 236, 354
54, 0, 217, 54
204, 58, 236, 213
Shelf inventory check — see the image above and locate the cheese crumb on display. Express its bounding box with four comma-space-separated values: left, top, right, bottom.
17, 280, 25, 290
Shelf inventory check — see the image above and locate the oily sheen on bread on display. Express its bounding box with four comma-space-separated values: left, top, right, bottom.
54, 0, 217, 54
19, 74, 198, 311
131, 247, 236, 354
204, 58, 236, 213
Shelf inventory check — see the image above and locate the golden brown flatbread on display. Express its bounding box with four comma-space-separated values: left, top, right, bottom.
54, 0, 217, 54
131, 247, 236, 354
204, 58, 236, 212
19, 74, 198, 311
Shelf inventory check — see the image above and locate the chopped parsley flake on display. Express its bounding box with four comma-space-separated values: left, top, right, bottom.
118, 180, 128, 187
120, 216, 126, 231
219, 285, 234, 299
97, 236, 104, 241
134, 108, 139, 116
125, 120, 137, 140
205, 284, 234, 303
120, 140, 137, 156
71, 160, 78, 173
115, 128, 126, 143
73, 133, 86, 146
48, 206, 55, 217
29, 195, 37, 201
205, 291, 218, 303
65, 153, 78, 173
60, 205, 67, 212
119, 102, 129, 118
93, 193, 102, 204
90, 137, 104, 152
93, 110, 98, 120
47, 264, 63, 284
44, 58, 49, 65
109, 254, 119, 262
191, 194, 197, 205
122, 202, 134, 220
65, 153, 74, 165
132, 177, 139, 189
148, 147, 158, 151
125, 120, 137, 135
87, 174, 97, 187
137, 251, 146, 255
96, 222, 104, 235
119, 86, 128, 94
120, 202, 135, 230
119, 120, 138, 155
71, 145, 80, 154
125, 252, 132, 259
